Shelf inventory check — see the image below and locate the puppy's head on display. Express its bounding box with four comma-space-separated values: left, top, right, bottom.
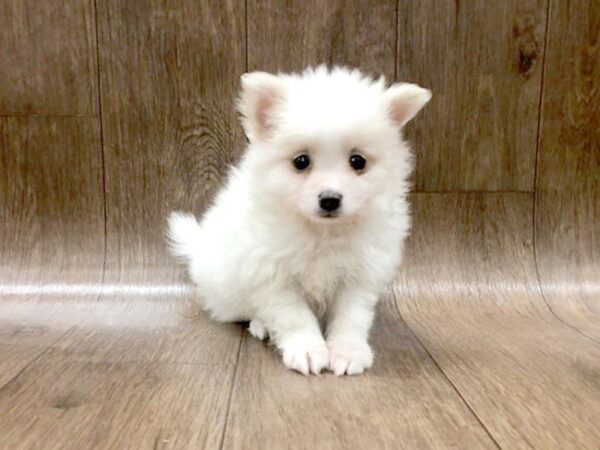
238, 66, 431, 224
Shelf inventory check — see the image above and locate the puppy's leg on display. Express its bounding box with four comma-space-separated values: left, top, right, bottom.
326, 286, 378, 376
256, 288, 328, 375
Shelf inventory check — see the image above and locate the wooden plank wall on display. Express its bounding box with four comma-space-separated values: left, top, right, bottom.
1, 0, 103, 282
535, 0, 600, 341
95, 0, 246, 281
2, 0, 596, 284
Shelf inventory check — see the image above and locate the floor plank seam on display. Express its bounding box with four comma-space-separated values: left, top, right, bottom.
528, 0, 573, 332
391, 288, 503, 450
219, 9, 247, 445
0, 329, 70, 395
532, 0, 551, 195
93, 0, 109, 294
218, 329, 245, 450
531, 210, 600, 347
394, 0, 399, 81
244, 0, 248, 72
531, 8, 600, 347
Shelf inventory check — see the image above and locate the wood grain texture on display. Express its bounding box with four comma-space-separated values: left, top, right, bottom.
397, 193, 600, 448
223, 293, 496, 449
96, 0, 246, 280
0, 117, 104, 402
248, 0, 396, 79
0, 0, 97, 115
535, 0, 600, 340
0, 117, 104, 283
43, 285, 241, 366
0, 276, 240, 449
397, 1, 546, 191
0, 322, 66, 388
0, 359, 234, 449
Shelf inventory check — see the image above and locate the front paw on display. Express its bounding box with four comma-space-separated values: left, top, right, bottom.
327, 338, 373, 376
248, 319, 268, 340
280, 333, 329, 376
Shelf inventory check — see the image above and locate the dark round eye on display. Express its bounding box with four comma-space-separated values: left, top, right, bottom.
349, 154, 367, 172
292, 154, 310, 171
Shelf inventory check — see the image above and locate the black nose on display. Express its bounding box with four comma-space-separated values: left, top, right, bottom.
319, 191, 343, 212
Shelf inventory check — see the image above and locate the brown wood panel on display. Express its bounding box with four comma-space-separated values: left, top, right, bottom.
0, 359, 233, 449
74, 6, 247, 446
96, 0, 246, 280
223, 293, 496, 449
397, 193, 600, 448
397, 1, 546, 191
0, 117, 104, 396
535, 0, 600, 340
0, 0, 97, 115
248, 0, 397, 79
0, 117, 104, 283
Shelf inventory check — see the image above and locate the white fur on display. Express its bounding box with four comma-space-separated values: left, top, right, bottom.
168, 66, 430, 375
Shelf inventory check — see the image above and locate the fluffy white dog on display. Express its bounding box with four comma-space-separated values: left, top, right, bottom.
168, 66, 430, 375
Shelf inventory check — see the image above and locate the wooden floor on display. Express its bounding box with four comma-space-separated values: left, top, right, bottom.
1, 0, 599, 448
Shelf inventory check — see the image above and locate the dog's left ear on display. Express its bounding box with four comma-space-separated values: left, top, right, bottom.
237, 72, 286, 142
383, 83, 432, 128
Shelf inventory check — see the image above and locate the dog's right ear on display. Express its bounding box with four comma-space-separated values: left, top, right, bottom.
237, 72, 286, 142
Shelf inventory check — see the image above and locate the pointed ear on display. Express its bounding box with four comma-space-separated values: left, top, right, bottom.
237, 71, 286, 142
383, 83, 432, 127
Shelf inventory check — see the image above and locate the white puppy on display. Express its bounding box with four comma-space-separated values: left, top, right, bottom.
168, 66, 430, 376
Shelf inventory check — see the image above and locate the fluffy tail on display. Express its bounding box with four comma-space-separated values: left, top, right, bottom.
167, 211, 203, 263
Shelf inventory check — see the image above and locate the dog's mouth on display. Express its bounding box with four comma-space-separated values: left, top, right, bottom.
317, 211, 341, 219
